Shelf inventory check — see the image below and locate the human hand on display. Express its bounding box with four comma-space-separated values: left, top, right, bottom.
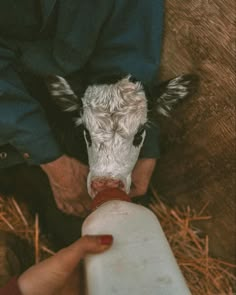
129, 158, 157, 198
41, 155, 91, 217
18, 235, 113, 295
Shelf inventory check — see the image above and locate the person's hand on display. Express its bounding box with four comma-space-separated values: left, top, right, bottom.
129, 158, 157, 198
18, 234, 113, 295
41, 155, 91, 217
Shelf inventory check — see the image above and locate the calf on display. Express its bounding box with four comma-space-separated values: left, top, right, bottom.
47, 74, 198, 197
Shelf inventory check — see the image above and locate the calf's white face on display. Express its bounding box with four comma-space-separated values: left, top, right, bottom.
47, 74, 198, 198
79, 77, 147, 197
48, 76, 148, 197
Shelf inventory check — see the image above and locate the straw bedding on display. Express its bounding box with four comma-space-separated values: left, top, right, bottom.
0, 189, 235, 294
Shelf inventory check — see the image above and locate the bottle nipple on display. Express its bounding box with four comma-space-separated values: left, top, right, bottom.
91, 188, 131, 211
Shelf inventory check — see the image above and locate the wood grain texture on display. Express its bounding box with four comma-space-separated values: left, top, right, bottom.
153, 0, 236, 262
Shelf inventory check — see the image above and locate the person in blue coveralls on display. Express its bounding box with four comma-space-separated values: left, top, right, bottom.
0, 1, 164, 216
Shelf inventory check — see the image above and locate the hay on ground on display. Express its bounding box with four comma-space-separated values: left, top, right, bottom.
0, 192, 235, 294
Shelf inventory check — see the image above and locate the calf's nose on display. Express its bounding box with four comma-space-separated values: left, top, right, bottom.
91, 178, 124, 193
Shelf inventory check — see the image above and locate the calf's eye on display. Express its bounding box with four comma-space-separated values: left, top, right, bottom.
133, 127, 145, 147
84, 127, 92, 147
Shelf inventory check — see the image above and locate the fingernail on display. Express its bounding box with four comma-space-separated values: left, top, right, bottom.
99, 235, 113, 245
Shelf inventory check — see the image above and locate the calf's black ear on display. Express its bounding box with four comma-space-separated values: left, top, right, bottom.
150, 74, 200, 117
45, 75, 83, 113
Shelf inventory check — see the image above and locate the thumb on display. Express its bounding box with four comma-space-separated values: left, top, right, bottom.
55, 235, 113, 271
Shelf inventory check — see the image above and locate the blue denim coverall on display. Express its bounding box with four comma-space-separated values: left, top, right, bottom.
0, 0, 164, 168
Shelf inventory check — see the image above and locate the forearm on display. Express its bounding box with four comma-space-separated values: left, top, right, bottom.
0, 53, 62, 167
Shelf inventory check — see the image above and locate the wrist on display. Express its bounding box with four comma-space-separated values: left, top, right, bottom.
40, 154, 67, 172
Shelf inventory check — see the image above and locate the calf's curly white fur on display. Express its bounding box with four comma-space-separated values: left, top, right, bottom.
47, 74, 198, 197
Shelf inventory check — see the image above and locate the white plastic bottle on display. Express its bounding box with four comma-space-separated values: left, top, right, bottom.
82, 188, 191, 295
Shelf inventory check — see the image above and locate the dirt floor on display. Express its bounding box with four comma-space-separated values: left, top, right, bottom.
153, 0, 236, 263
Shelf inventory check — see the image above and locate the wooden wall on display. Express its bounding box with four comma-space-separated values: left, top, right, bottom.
153, 0, 235, 262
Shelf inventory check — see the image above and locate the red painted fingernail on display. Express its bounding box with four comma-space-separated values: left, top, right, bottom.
99, 235, 113, 245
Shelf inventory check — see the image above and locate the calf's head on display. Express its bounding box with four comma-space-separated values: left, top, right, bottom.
47, 74, 198, 197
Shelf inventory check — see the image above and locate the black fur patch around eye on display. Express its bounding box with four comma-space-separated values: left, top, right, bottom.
133, 125, 145, 147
